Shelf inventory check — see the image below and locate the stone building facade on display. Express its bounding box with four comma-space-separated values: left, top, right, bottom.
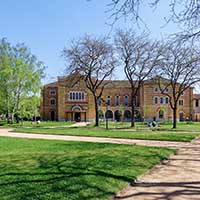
40, 75, 195, 122
193, 94, 200, 121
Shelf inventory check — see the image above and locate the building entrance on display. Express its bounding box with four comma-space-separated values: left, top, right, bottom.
74, 112, 81, 122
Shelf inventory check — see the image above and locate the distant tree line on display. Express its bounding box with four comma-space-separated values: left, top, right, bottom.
0, 38, 45, 124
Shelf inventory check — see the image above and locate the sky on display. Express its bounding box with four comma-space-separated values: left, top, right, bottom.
0, 0, 179, 84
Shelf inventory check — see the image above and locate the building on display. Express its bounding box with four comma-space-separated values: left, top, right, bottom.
40, 75, 195, 122
193, 94, 200, 121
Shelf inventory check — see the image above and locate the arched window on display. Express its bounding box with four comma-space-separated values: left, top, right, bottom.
69, 91, 85, 101
50, 98, 56, 105
165, 97, 169, 104
160, 97, 163, 104
154, 97, 158, 104
154, 87, 158, 92
105, 110, 113, 119
107, 96, 111, 106
124, 95, 129, 106
71, 105, 82, 111
97, 97, 101, 106
179, 112, 185, 121
135, 110, 141, 121
98, 110, 104, 119
114, 110, 122, 122
49, 89, 56, 95
159, 110, 164, 119
115, 96, 120, 106
124, 110, 132, 121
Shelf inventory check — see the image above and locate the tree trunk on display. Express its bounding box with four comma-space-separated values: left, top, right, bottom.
11, 113, 14, 124
131, 95, 135, 128
94, 96, 99, 127
16, 113, 19, 123
172, 106, 177, 129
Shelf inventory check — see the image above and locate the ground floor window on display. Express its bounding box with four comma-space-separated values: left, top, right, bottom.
159, 110, 164, 119
124, 110, 131, 121
105, 110, 113, 119
99, 110, 104, 119
179, 112, 185, 121
114, 110, 122, 122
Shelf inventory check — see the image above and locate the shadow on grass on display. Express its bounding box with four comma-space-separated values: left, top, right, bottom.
0, 149, 170, 200
0, 154, 137, 200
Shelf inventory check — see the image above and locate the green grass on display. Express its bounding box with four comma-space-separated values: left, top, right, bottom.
97, 121, 200, 132
0, 121, 73, 128
0, 136, 175, 200
14, 126, 200, 142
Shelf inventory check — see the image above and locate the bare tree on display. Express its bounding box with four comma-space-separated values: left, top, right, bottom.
100, 0, 200, 39
63, 35, 116, 126
157, 41, 200, 129
115, 30, 163, 127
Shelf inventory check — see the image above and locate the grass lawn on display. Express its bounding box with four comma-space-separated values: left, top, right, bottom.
0, 137, 175, 200
0, 121, 73, 128
96, 121, 200, 132
13, 126, 200, 142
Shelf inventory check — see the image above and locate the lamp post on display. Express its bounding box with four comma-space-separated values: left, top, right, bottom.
106, 101, 108, 130
102, 97, 109, 130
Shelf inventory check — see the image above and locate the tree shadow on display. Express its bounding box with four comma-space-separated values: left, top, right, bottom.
115, 181, 200, 199
0, 142, 173, 200
0, 154, 137, 200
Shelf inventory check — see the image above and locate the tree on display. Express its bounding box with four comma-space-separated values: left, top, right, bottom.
99, 0, 200, 39
115, 30, 163, 127
20, 96, 41, 124
63, 35, 116, 126
0, 38, 45, 123
157, 41, 200, 129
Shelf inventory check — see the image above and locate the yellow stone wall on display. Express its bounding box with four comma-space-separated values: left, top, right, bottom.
40, 76, 194, 122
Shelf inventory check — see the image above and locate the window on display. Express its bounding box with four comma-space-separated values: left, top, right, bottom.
159, 110, 164, 119
154, 97, 158, 104
160, 97, 163, 104
179, 100, 184, 106
115, 96, 120, 106
107, 96, 111, 106
50, 99, 56, 105
181, 91, 184, 96
97, 97, 101, 106
133, 96, 137, 106
124, 95, 129, 106
70, 93, 73, 100
49, 89, 56, 95
69, 91, 85, 101
195, 99, 199, 107
165, 88, 169, 92
154, 87, 158, 92
165, 97, 169, 104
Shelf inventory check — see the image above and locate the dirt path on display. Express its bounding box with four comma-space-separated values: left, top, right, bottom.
0, 128, 200, 199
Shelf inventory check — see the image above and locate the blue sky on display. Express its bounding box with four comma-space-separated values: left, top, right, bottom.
0, 0, 179, 83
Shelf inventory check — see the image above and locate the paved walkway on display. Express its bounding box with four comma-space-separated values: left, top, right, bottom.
114, 138, 200, 200
0, 129, 200, 199
0, 128, 194, 148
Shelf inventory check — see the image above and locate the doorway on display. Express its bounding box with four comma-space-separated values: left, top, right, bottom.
50, 111, 55, 121
179, 112, 184, 121
74, 112, 81, 122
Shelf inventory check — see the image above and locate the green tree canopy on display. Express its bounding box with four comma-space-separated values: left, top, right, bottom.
0, 38, 45, 123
